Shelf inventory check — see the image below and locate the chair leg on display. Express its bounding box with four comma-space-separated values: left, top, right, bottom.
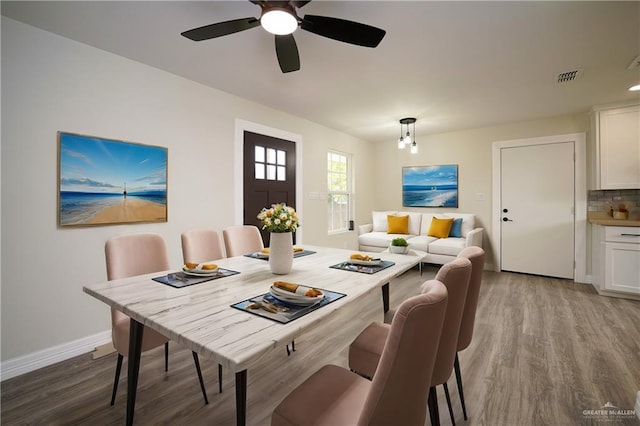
110, 354, 124, 406
218, 363, 223, 393
443, 382, 455, 426
454, 353, 468, 420
164, 342, 169, 372
428, 386, 440, 426
191, 352, 209, 405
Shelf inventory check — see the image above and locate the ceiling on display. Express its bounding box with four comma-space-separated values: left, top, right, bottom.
2, 1, 640, 144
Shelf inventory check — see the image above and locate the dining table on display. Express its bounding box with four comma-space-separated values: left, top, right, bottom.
83, 245, 425, 425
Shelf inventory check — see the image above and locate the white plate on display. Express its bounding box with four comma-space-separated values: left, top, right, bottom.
348, 259, 381, 266
269, 285, 324, 306
182, 266, 219, 276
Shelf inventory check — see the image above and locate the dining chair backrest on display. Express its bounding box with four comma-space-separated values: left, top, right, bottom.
222, 225, 264, 257
357, 280, 448, 425
105, 233, 170, 354
456, 246, 486, 351
181, 229, 225, 264
428, 257, 472, 387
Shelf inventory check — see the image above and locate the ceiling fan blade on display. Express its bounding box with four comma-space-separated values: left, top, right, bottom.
275, 34, 300, 73
291, 0, 312, 8
301, 14, 386, 47
181, 17, 260, 41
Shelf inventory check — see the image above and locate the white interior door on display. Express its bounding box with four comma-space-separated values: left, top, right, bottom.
501, 142, 575, 279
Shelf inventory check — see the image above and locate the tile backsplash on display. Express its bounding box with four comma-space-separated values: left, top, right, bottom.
588, 189, 639, 214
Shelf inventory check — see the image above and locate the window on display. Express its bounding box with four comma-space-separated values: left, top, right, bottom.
327, 151, 352, 233
255, 145, 286, 181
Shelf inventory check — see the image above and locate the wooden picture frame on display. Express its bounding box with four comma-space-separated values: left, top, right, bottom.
58, 131, 168, 227
402, 165, 458, 207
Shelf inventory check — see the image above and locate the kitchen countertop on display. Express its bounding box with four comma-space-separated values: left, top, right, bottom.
588, 212, 640, 227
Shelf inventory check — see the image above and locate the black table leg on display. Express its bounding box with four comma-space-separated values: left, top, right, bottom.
381, 283, 390, 313
126, 319, 144, 426
235, 369, 247, 426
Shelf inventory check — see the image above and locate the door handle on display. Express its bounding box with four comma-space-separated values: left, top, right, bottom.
502, 217, 513, 222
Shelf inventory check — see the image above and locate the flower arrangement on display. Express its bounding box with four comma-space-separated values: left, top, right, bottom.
257, 203, 300, 233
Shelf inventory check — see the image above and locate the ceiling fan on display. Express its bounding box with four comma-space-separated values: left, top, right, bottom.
181, 0, 386, 73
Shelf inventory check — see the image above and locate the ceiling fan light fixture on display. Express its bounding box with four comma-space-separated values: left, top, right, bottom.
261, 8, 298, 35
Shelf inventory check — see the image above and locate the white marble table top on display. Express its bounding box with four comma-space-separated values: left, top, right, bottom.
83, 245, 423, 372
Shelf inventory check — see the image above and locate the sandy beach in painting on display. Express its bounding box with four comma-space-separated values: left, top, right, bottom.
86, 198, 166, 224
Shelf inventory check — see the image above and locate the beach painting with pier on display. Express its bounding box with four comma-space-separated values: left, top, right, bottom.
402, 165, 458, 207
58, 132, 167, 226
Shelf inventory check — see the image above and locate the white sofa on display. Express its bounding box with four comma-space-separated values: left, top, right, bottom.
358, 211, 484, 265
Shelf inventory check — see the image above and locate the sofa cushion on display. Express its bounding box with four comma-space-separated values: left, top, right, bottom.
428, 237, 466, 256
406, 235, 438, 252
442, 213, 475, 237
428, 217, 454, 238
387, 215, 409, 234
448, 218, 463, 238
373, 211, 397, 232
359, 232, 416, 248
398, 212, 422, 236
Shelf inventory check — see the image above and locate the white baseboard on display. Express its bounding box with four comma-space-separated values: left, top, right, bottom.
1, 330, 111, 381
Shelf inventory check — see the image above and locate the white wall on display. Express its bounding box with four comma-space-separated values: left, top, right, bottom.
0, 17, 375, 368
370, 113, 591, 268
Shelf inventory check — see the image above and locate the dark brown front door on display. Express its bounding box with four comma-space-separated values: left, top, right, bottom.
243, 131, 296, 246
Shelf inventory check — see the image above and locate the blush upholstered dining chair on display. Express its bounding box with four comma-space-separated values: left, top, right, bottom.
181, 229, 226, 264
271, 280, 449, 426
180, 228, 226, 393
105, 233, 209, 406
348, 257, 472, 426
453, 246, 485, 420
222, 225, 264, 257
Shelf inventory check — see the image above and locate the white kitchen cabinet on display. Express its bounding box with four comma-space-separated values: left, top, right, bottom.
594, 104, 640, 189
592, 225, 640, 297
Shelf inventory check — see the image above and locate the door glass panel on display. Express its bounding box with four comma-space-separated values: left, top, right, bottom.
277, 166, 286, 181
255, 146, 265, 162
277, 150, 286, 165
255, 163, 265, 180
267, 164, 276, 180
267, 148, 276, 164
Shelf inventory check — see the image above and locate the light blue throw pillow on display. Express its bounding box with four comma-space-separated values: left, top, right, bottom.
449, 218, 463, 238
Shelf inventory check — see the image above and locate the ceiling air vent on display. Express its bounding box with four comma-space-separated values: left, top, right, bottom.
556, 69, 582, 83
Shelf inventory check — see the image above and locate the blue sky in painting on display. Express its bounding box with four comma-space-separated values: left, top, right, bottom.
59, 133, 167, 194
402, 165, 458, 187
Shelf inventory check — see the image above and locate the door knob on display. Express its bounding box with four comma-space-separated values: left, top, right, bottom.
502, 217, 513, 222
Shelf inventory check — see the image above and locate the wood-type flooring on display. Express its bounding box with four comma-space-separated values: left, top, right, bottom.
2, 266, 639, 425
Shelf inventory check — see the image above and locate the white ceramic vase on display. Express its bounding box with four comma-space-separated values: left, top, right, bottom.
269, 232, 293, 274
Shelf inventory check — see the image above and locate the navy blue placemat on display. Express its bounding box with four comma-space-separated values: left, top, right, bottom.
329, 260, 396, 274
244, 249, 316, 261
153, 268, 240, 288
231, 288, 346, 324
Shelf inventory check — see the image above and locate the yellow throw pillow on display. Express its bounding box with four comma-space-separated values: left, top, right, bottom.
387, 215, 409, 234
428, 217, 454, 238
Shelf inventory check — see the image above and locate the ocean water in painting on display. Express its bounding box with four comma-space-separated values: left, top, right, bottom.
402, 185, 458, 207
59, 191, 167, 225
402, 165, 458, 207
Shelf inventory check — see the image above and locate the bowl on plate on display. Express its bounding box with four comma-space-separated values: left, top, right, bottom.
269, 285, 324, 306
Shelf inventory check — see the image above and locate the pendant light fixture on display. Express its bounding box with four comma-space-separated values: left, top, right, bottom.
397, 117, 417, 154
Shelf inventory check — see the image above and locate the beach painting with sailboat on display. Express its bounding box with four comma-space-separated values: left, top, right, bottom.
58, 132, 167, 226
402, 165, 458, 207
